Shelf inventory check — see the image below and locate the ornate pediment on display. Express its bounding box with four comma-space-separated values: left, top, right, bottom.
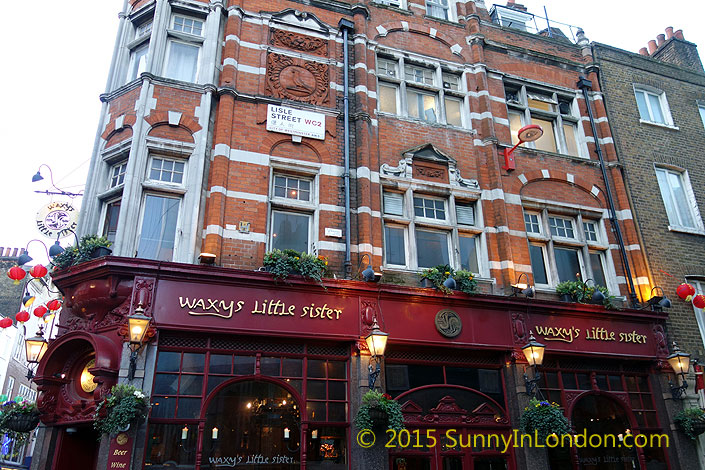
270, 9, 330, 34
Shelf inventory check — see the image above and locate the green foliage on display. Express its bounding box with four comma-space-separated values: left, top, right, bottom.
354, 391, 405, 431
674, 407, 705, 439
94, 384, 150, 436
555, 281, 614, 308
421, 265, 477, 295
0, 399, 39, 444
52, 235, 112, 270
519, 398, 571, 441
263, 249, 328, 284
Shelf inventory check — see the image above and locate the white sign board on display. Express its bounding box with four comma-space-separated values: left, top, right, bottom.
36, 202, 78, 239
266, 105, 325, 140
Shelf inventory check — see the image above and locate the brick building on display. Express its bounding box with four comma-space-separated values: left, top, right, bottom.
29, 1, 704, 470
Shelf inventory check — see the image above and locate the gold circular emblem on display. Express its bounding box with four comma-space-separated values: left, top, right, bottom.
116, 433, 129, 445
80, 359, 98, 393
435, 309, 462, 338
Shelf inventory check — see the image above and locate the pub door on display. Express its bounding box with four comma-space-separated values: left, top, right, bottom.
52, 425, 99, 470
390, 432, 510, 470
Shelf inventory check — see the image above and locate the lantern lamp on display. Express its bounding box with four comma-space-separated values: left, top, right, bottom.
33, 306, 48, 318
25, 331, 48, 379
522, 331, 545, 396
29, 265, 48, 278
7, 266, 26, 285
693, 295, 705, 310
0, 317, 13, 328
47, 299, 62, 311
15, 311, 30, 323
677, 283, 696, 301
364, 317, 389, 390
124, 307, 153, 380
49, 241, 65, 258
503, 124, 544, 171
667, 341, 691, 399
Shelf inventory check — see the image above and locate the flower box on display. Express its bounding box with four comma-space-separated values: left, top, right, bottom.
5, 410, 40, 433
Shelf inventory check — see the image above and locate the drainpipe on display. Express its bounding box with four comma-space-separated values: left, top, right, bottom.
577, 76, 639, 308
339, 18, 355, 278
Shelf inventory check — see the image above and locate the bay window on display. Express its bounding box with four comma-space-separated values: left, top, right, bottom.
126, 15, 153, 83
505, 83, 582, 157
164, 15, 204, 83
524, 210, 612, 291
377, 55, 466, 127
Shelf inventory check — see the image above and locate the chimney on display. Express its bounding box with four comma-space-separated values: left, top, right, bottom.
647, 40, 658, 54
638, 47, 649, 56
674, 29, 684, 40
665, 27, 674, 39
656, 34, 666, 47
650, 27, 703, 73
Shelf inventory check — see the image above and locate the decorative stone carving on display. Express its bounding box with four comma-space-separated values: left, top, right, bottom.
380, 157, 410, 178
511, 312, 528, 345
270, 29, 327, 56
402, 395, 507, 426
265, 53, 329, 105
360, 299, 378, 330
435, 309, 462, 338
653, 324, 668, 358
415, 164, 444, 179
449, 166, 480, 189
131, 277, 156, 316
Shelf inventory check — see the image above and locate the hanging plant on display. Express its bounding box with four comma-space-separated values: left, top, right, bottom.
263, 249, 328, 284
52, 235, 112, 271
94, 385, 150, 436
674, 407, 705, 440
0, 399, 40, 444
519, 398, 570, 441
354, 391, 404, 431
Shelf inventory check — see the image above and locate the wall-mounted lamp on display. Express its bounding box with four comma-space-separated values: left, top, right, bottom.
647, 286, 671, 311
25, 329, 48, 379
32, 164, 83, 197
580, 278, 606, 304
365, 317, 389, 390
18, 240, 50, 266
522, 331, 545, 396
667, 341, 690, 399
199, 252, 216, 264
123, 305, 153, 380
503, 124, 544, 171
511, 272, 535, 298
357, 254, 382, 282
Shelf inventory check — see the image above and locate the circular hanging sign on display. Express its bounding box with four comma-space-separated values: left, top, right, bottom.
435, 309, 462, 338
36, 202, 78, 239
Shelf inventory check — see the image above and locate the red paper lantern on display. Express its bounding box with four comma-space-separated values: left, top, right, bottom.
0, 317, 12, 328
33, 306, 48, 317
677, 283, 696, 301
7, 266, 26, 285
29, 265, 48, 278
694, 295, 705, 310
15, 311, 30, 323
47, 299, 62, 311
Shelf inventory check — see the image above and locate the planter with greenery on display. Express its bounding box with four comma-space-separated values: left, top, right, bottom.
674, 407, 705, 440
0, 399, 40, 444
354, 391, 404, 431
263, 249, 328, 283
555, 280, 612, 307
52, 235, 112, 270
420, 265, 477, 295
519, 398, 570, 441
94, 384, 150, 436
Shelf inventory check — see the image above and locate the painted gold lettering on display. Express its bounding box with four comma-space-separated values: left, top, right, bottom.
252, 300, 266, 315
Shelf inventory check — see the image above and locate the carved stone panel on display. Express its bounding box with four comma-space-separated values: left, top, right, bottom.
265, 53, 329, 105
270, 29, 328, 56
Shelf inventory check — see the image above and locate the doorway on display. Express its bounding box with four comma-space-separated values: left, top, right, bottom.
53, 426, 99, 470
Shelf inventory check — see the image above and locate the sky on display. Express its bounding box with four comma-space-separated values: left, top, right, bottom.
0, 0, 701, 264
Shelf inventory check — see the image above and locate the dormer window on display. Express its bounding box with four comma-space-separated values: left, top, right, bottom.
489, 5, 534, 31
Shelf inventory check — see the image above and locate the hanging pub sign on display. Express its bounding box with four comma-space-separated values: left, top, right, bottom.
35, 202, 78, 239
266, 104, 325, 140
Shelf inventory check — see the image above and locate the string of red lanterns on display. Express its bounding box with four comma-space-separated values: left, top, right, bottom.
676, 283, 705, 309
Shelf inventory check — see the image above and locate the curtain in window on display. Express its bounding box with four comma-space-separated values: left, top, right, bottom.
138, 195, 179, 261
165, 42, 199, 82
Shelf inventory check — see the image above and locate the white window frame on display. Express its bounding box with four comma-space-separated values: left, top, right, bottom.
127, 42, 149, 82
272, 174, 313, 203
109, 161, 128, 189
413, 195, 447, 223
505, 83, 585, 158
135, 193, 182, 261
688, 278, 705, 349
633, 85, 675, 127
4, 376, 14, 397
147, 156, 186, 185
425, 0, 456, 21
269, 209, 313, 254
654, 165, 704, 234
12, 332, 24, 362
376, 55, 467, 128
268, 170, 318, 254
698, 104, 705, 131
384, 224, 410, 268
163, 13, 205, 83
101, 198, 122, 244
524, 209, 616, 292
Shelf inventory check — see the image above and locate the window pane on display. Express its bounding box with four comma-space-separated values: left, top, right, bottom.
422, 94, 438, 122
554, 247, 581, 283
528, 98, 553, 111
103, 201, 121, 244
138, 195, 179, 261
156, 351, 181, 372
508, 111, 523, 145
529, 245, 548, 284
415, 229, 449, 268
459, 235, 479, 273
667, 171, 695, 227
532, 117, 557, 153
445, 97, 462, 126
647, 93, 664, 123
635, 91, 650, 120
590, 253, 607, 290
271, 212, 309, 253
179, 375, 203, 395
182, 353, 205, 373
562, 123, 578, 156
128, 44, 148, 81
165, 42, 199, 82
655, 169, 678, 226
699, 106, 705, 130
209, 355, 232, 374
385, 226, 406, 266
406, 90, 437, 122
379, 84, 398, 114
233, 356, 255, 375
524, 213, 540, 234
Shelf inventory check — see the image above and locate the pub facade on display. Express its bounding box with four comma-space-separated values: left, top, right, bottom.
27, 0, 704, 469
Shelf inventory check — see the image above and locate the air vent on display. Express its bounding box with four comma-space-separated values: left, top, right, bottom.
384, 192, 404, 216
456, 203, 475, 226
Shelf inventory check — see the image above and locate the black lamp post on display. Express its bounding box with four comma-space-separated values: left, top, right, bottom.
522, 331, 545, 396
365, 317, 388, 390
126, 307, 152, 380
667, 341, 691, 399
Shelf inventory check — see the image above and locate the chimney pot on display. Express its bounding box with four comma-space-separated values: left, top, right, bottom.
675, 29, 684, 40
647, 40, 658, 54
638, 47, 649, 56
665, 26, 674, 39
656, 34, 665, 46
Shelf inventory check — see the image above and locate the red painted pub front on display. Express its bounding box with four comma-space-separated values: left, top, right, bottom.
30, 257, 675, 470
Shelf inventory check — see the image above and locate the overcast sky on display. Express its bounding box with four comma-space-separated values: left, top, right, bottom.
0, 1, 700, 263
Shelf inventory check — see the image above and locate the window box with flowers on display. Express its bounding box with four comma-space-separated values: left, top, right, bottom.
263, 249, 328, 284
93, 384, 150, 436
420, 264, 477, 295
519, 398, 570, 441
0, 399, 40, 444
354, 391, 405, 431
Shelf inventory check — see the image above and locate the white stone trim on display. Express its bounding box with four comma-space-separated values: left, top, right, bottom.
541, 169, 550, 179
591, 186, 600, 197
518, 174, 528, 185
615, 209, 633, 220
567, 173, 575, 184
